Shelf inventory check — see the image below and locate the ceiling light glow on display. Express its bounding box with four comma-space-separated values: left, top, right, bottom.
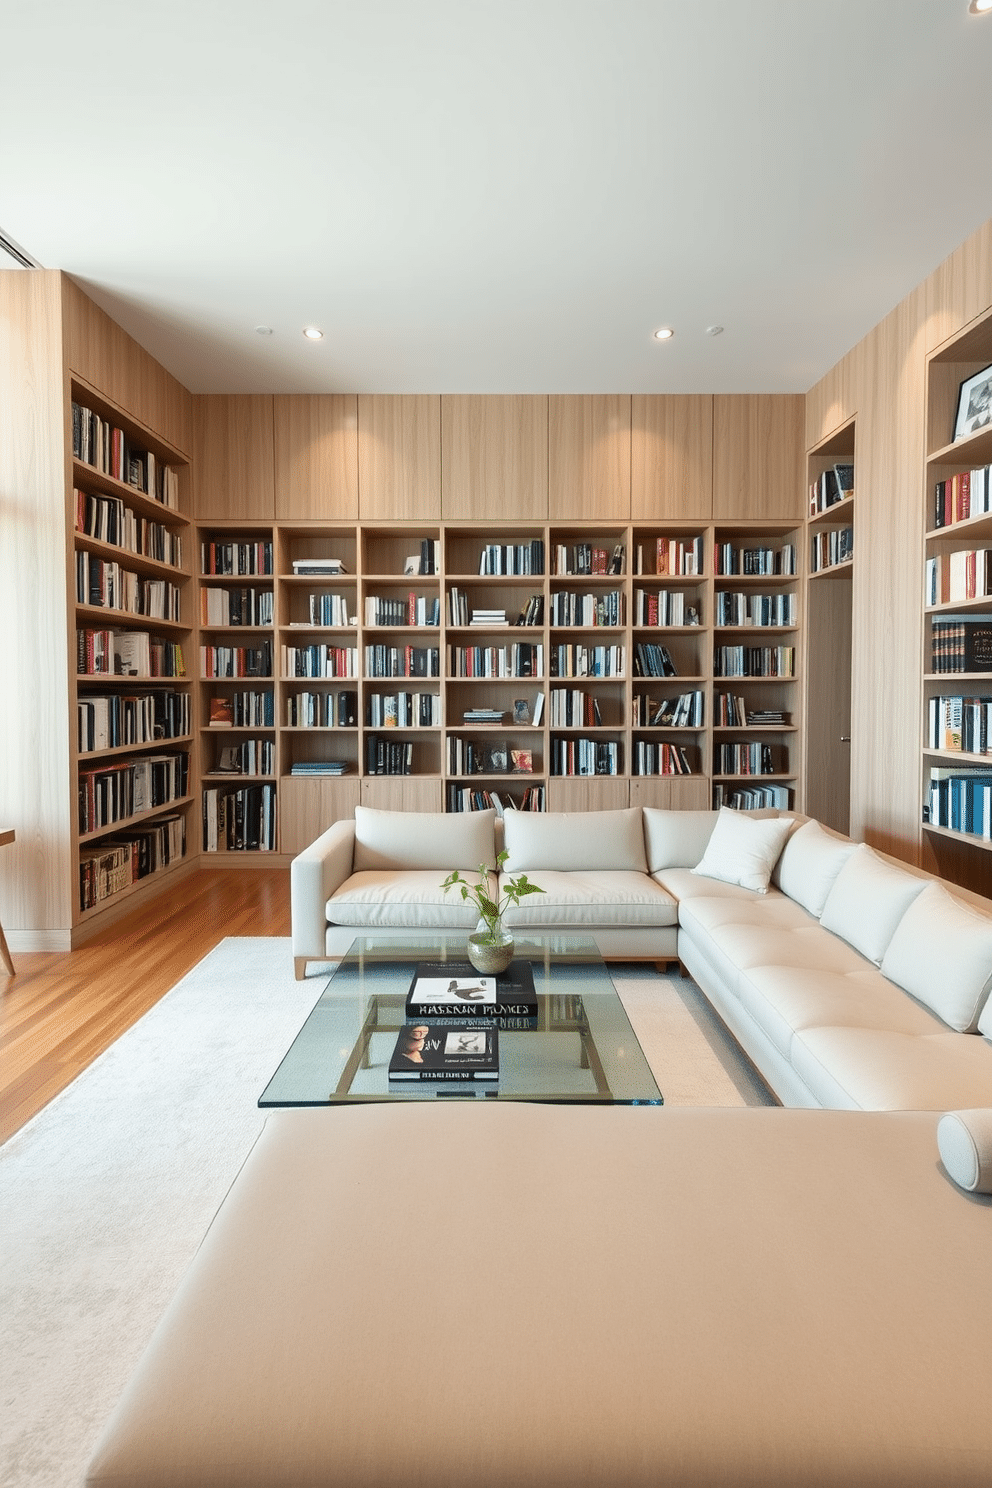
302, 326, 324, 340
653, 326, 674, 341
969, 0, 992, 13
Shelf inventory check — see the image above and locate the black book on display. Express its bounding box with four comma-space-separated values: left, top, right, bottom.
405, 958, 538, 1019
388, 1023, 499, 1081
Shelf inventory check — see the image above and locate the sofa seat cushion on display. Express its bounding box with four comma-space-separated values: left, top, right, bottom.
653, 867, 775, 903
735, 965, 945, 1061
790, 1026, 992, 1111
691, 917, 873, 978
327, 871, 483, 928
501, 871, 677, 929
675, 890, 812, 932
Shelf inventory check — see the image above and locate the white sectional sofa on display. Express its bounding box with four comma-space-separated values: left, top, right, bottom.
291, 803, 992, 1112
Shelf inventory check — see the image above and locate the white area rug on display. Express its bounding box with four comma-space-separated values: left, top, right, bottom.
0, 939, 769, 1488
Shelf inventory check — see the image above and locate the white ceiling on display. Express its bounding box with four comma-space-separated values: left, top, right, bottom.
2, 1, 990, 396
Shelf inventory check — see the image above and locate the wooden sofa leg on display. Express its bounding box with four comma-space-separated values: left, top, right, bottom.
294, 957, 309, 981
655, 960, 684, 977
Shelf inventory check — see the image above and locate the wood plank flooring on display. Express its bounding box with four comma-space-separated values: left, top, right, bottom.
0, 868, 291, 1146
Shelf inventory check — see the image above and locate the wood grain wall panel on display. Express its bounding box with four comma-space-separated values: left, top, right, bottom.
547, 778, 630, 812
360, 777, 442, 812
193, 395, 275, 519
358, 395, 440, 520
274, 395, 358, 520
712, 395, 805, 520
62, 276, 192, 454
441, 396, 548, 520
630, 395, 712, 519
279, 777, 361, 854
925, 217, 992, 354
549, 395, 631, 521
0, 271, 74, 937
805, 339, 865, 453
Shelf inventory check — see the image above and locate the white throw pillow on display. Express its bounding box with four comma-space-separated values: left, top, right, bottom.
690, 808, 793, 895
881, 881, 992, 1032
352, 806, 496, 873
773, 819, 857, 917
819, 845, 926, 966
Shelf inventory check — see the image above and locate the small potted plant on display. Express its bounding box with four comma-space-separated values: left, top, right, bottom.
441, 851, 544, 973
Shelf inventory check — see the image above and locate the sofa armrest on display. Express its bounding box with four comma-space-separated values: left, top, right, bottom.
291, 820, 356, 964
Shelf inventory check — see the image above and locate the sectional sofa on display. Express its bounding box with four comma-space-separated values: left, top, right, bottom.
291, 802, 992, 1112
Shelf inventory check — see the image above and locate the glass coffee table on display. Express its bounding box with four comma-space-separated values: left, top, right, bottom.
259, 932, 663, 1105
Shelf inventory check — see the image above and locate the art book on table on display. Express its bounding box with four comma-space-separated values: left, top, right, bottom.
388, 1023, 499, 1081
405, 959, 538, 1018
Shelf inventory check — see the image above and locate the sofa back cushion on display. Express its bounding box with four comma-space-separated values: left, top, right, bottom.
690, 808, 793, 894
502, 807, 647, 873
352, 806, 497, 873
773, 819, 857, 917
643, 809, 719, 872
881, 881, 992, 1032
819, 845, 926, 966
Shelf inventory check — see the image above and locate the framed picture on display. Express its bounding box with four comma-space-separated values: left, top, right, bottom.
953, 364, 992, 441
510, 748, 533, 773
513, 698, 531, 725
485, 744, 508, 774
403, 555, 421, 575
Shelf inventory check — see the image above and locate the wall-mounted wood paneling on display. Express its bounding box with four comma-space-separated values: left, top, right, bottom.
713, 395, 805, 520
925, 217, 992, 355
441, 395, 548, 521
631, 395, 712, 520
549, 395, 631, 521
274, 395, 358, 521
193, 395, 275, 520
62, 276, 192, 455
358, 395, 440, 520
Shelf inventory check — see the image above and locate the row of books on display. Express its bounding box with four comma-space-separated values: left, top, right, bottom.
201, 540, 273, 576
714, 784, 791, 810
447, 739, 535, 775
209, 691, 275, 727
926, 766, 992, 837
281, 644, 357, 679
632, 741, 694, 776
78, 690, 190, 754
366, 736, 414, 775
446, 786, 546, 813
927, 694, 992, 755
367, 692, 440, 728
210, 739, 273, 776
652, 536, 704, 576
810, 527, 854, 573
479, 540, 545, 575
808, 464, 854, 515
632, 690, 705, 727
715, 694, 788, 727
202, 641, 274, 679
713, 646, 795, 678
549, 689, 604, 728
77, 629, 186, 678
715, 742, 782, 775
79, 813, 186, 913
930, 616, 992, 673
75, 489, 183, 567
550, 737, 621, 776
549, 589, 624, 627
551, 643, 626, 678
305, 592, 351, 627
202, 783, 276, 851
633, 642, 677, 678
632, 589, 701, 628
79, 752, 190, 834
76, 554, 182, 622
286, 690, 356, 727
714, 591, 797, 628
447, 643, 543, 678
72, 402, 179, 508
200, 586, 273, 627
365, 645, 440, 678
552, 542, 625, 576
926, 550, 992, 605
364, 594, 440, 627
713, 542, 796, 576
933, 466, 992, 528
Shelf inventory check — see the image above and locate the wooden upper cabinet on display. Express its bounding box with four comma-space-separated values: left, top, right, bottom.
358, 395, 440, 520
631, 395, 712, 519
712, 394, 805, 520
441, 395, 548, 521
193, 395, 275, 519
549, 395, 631, 521
274, 395, 358, 520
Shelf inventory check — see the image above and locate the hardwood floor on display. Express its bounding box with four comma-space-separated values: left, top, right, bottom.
0, 867, 291, 1146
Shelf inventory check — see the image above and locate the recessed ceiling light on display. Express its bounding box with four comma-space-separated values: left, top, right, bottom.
653, 326, 674, 341
302, 326, 324, 340
254, 325, 273, 336
705, 325, 725, 337
969, 0, 992, 13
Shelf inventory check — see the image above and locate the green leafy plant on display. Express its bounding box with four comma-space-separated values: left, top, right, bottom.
441, 850, 544, 944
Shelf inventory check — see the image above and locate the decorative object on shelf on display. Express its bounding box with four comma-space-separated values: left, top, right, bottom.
441, 850, 544, 973
954, 363, 992, 441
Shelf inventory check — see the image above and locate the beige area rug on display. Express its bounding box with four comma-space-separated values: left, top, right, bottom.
0, 939, 770, 1488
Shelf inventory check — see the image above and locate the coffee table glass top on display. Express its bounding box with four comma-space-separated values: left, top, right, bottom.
259, 932, 663, 1105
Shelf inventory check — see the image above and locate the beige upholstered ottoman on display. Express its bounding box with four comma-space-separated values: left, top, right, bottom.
86, 1103, 992, 1488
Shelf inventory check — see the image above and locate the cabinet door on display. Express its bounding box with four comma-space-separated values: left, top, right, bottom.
275, 395, 359, 520
712, 395, 805, 520
280, 777, 361, 855
361, 777, 442, 812
441, 396, 549, 521
631, 395, 712, 520
358, 395, 441, 520
193, 396, 275, 519
549, 395, 631, 521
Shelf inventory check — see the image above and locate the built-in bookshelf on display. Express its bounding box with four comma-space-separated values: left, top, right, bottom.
72, 383, 194, 915
921, 308, 992, 861
193, 518, 805, 853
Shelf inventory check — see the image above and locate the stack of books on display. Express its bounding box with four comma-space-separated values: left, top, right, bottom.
289, 760, 348, 775
292, 557, 346, 576
462, 708, 505, 725
470, 608, 508, 626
